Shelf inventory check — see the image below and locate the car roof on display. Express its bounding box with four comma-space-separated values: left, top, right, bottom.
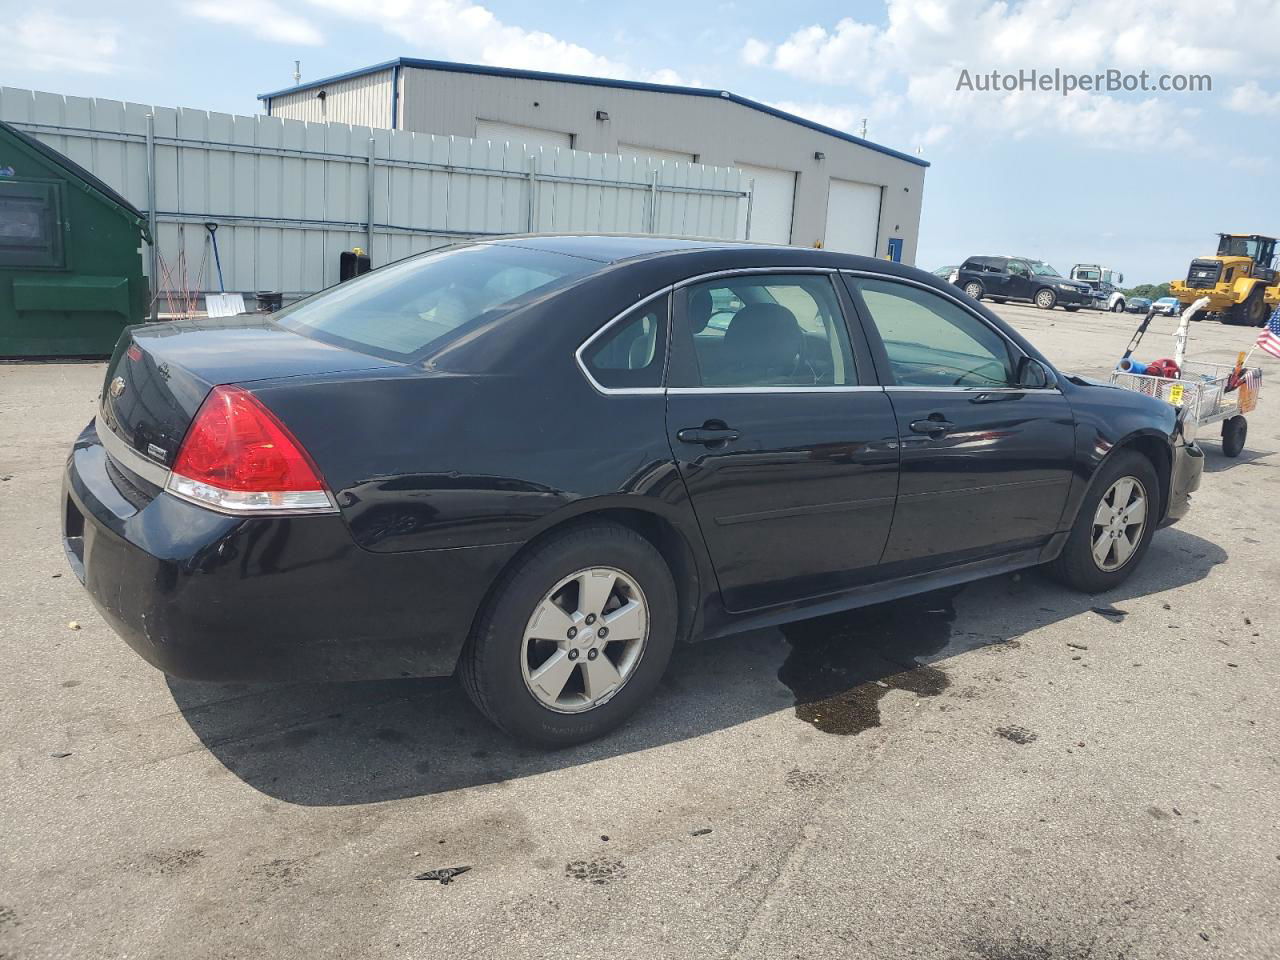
485, 233, 788, 263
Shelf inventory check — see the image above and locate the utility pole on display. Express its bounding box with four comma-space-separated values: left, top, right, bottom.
859, 118, 868, 139
293, 60, 301, 86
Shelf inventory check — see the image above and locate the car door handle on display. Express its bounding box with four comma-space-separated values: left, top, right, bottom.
909, 417, 955, 436
677, 426, 740, 445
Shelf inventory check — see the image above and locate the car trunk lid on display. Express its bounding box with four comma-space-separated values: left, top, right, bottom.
98, 314, 395, 471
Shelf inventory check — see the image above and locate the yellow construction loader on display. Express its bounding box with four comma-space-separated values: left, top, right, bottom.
1171, 233, 1280, 326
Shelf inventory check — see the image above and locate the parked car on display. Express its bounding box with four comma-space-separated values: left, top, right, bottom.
64, 237, 1203, 746
1126, 297, 1153, 314
1153, 296, 1182, 316
932, 265, 959, 283
955, 256, 1093, 310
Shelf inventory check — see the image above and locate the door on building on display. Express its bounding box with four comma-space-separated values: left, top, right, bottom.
474, 120, 572, 153
886, 237, 903, 262
735, 163, 796, 244
824, 178, 882, 255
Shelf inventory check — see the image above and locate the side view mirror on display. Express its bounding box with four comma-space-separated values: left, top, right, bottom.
1016, 356, 1055, 389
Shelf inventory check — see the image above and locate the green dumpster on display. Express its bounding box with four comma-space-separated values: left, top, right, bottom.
0, 120, 149, 358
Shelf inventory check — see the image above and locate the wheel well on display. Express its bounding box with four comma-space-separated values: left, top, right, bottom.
466, 508, 703, 653
1116, 435, 1171, 520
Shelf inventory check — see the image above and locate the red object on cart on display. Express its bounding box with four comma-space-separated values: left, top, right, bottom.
1146, 357, 1180, 379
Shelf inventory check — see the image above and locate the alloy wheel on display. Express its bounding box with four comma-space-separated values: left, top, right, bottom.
520, 567, 649, 713
1090, 476, 1147, 572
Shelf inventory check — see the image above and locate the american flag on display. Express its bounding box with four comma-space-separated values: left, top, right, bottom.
1258, 305, 1280, 360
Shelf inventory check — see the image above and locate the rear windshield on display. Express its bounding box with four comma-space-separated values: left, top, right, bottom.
273, 244, 596, 361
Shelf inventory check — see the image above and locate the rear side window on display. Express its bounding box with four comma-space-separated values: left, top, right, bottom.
274, 244, 595, 362
676, 274, 857, 388
580, 295, 668, 390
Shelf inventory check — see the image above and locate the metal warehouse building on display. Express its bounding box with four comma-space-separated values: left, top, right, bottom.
260, 59, 928, 261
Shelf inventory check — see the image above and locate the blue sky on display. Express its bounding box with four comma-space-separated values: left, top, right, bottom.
4, 0, 1279, 285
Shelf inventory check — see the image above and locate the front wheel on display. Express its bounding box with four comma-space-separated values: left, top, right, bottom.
459, 521, 677, 747
1112, 300, 1126, 312
1035, 288, 1058, 310
1045, 451, 1159, 592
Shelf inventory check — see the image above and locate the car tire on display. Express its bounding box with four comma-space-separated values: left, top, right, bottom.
963, 281, 984, 301
1221, 415, 1247, 458
458, 520, 677, 747
1112, 300, 1126, 312
1045, 450, 1160, 593
1034, 288, 1057, 310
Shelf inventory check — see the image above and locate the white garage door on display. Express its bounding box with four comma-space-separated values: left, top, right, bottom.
735, 162, 796, 244
475, 120, 572, 153
618, 143, 696, 166
824, 179, 882, 256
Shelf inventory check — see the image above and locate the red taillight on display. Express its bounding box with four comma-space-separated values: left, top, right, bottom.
167, 386, 334, 514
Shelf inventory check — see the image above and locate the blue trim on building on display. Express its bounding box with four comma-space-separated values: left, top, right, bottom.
391, 62, 400, 130
257, 57, 930, 168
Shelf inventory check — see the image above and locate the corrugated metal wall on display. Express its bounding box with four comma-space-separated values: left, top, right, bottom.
265, 69, 395, 128
0, 86, 747, 305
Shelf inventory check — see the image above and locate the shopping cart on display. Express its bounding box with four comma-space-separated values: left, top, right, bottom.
1108, 298, 1263, 457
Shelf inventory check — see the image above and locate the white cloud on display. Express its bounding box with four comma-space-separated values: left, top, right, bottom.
1227, 81, 1280, 115
304, 0, 681, 83
0, 12, 121, 74
744, 0, 1280, 151
740, 37, 770, 67
186, 0, 324, 45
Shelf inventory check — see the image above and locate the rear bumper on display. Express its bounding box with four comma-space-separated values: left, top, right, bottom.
63, 420, 519, 682
1163, 439, 1203, 525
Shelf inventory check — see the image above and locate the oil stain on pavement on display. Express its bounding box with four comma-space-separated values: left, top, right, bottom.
777, 589, 960, 735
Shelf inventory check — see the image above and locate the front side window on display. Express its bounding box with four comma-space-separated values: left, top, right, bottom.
274, 243, 596, 362
680, 274, 857, 388
580, 296, 668, 390
852, 277, 1017, 388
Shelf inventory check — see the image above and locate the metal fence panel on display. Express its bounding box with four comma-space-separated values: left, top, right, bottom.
0, 85, 748, 308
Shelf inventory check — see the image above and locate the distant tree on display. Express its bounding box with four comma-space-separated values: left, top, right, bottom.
1124, 282, 1172, 300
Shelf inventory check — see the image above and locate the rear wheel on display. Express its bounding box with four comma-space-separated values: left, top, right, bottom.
963, 281, 984, 301
1221, 415, 1247, 458
1034, 288, 1057, 310
459, 521, 677, 747
1045, 451, 1158, 592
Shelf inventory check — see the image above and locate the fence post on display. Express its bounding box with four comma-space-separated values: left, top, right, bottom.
366, 137, 376, 257
744, 178, 755, 241
526, 155, 538, 231
145, 113, 159, 321
648, 169, 659, 233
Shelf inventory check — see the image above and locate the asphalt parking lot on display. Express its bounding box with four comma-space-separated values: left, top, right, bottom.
2, 303, 1278, 960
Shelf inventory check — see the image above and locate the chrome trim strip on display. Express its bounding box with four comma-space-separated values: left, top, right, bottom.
883, 386, 1044, 394
667, 385, 885, 395
672, 266, 838, 288
95, 415, 169, 487
573, 285, 673, 396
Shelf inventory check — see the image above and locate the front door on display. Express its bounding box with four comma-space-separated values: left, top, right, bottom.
1006, 259, 1034, 300
844, 273, 1075, 573
666, 271, 900, 611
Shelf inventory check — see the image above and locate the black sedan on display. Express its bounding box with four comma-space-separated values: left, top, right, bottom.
64, 236, 1204, 746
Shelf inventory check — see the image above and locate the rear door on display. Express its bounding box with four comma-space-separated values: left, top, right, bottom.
666, 270, 899, 611
843, 272, 1075, 573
